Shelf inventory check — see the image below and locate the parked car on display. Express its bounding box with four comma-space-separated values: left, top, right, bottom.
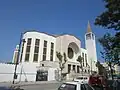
58, 81, 94, 90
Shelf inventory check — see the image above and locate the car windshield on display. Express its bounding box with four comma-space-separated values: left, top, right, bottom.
76, 77, 83, 79
84, 84, 93, 90
84, 77, 87, 79
58, 83, 76, 90
76, 77, 88, 80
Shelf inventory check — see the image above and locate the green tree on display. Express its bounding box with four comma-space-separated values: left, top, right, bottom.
112, 32, 120, 64
95, 0, 120, 79
96, 61, 108, 79
56, 52, 67, 81
94, 0, 120, 65
96, 61, 104, 75
98, 33, 116, 79
95, 0, 120, 30
77, 55, 83, 75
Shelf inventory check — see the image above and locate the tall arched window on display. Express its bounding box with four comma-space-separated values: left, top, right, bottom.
86, 33, 91, 40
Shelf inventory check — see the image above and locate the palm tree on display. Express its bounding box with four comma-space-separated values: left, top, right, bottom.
56, 52, 67, 81
77, 55, 83, 75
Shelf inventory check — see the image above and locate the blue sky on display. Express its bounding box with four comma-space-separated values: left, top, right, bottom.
0, 0, 115, 62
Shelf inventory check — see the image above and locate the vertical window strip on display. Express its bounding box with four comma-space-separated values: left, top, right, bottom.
25, 38, 32, 62
50, 42, 54, 61
82, 53, 84, 67
33, 39, 40, 62
43, 40, 47, 61
73, 65, 76, 72
77, 66, 80, 73
85, 54, 87, 67
68, 64, 71, 73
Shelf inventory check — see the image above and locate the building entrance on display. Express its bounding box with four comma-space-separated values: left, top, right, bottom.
36, 70, 48, 81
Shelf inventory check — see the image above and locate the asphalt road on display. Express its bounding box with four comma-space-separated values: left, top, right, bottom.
0, 86, 12, 90
0, 83, 61, 90
20, 83, 61, 90
0, 80, 116, 90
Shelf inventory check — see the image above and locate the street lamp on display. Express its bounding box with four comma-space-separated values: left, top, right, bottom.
12, 32, 26, 84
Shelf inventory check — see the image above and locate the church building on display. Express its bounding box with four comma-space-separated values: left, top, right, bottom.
12, 22, 98, 81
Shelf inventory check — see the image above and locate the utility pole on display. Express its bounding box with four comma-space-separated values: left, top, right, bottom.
12, 33, 25, 84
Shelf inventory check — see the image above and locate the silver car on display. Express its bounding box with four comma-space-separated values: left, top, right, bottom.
58, 81, 94, 90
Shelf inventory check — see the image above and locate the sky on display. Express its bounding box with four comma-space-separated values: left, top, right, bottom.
0, 0, 115, 62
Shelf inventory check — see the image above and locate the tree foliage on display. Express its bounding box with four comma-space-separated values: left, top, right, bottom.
77, 55, 83, 74
95, 0, 120, 65
98, 33, 119, 79
99, 33, 120, 65
95, 0, 120, 79
99, 33, 114, 62
77, 55, 83, 67
112, 32, 120, 64
95, 0, 120, 30
56, 52, 67, 73
96, 61, 104, 75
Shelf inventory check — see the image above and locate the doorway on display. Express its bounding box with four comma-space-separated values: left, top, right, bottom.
36, 70, 48, 81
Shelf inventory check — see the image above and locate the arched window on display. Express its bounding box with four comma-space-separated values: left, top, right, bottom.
68, 47, 74, 59
86, 33, 91, 40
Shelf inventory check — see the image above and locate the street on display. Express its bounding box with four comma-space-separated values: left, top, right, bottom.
0, 80, 119, 90
0, 86, 12, 90
20, 80, 120, 90
20, 83, 61, 90
0, 82, 61, 90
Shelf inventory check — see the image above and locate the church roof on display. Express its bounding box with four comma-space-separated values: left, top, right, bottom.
54, 34, 81, 41
87, 21, 92, 33
23, 30, 81, 41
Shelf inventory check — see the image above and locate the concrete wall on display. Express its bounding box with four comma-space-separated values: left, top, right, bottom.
0, 63, 36, 82
0, 63, 37, 82
48, 68, 57, 81
18, 63, 38, 82
114, 65, 120, 74
0, 63, 57, 82
39, 60, 59, 68
0, 63, 15, 82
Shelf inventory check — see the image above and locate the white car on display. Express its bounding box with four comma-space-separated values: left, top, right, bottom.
74, 76, 89, 83
58, 81, 94, 90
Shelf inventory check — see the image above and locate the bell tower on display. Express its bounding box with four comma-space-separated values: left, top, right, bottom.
85, 21, 97, 72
